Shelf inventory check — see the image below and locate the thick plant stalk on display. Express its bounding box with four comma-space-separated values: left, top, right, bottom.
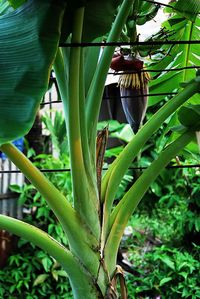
79, 48, 99, 210
53, 49, 69, 119
104, 130, 195, 274
67, 7, 100, 240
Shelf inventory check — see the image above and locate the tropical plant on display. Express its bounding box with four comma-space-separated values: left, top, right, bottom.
126, 244, 200, 298
0, 0, 200, 298
148, 0, 200, 106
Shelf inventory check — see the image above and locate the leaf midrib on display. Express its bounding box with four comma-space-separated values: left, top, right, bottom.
183, 19, 195, 82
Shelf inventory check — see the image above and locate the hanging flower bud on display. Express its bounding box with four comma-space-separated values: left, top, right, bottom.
111, 54, 143, 72
111, 55, 150, 134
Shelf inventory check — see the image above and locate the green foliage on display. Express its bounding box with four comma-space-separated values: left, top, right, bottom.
122, 161, 200, 298
0, 116, 74, 296
149, 14, 200, 106
0, 0, 13, 15
0, 0, 122, 145
0, 0, 65, 145
61, 0, 123, 42
172, 0, 200, 21
2, 101, 200, 298
136, 1, 160, 26
4, 153, 200, 298
138, 156, 200, 240
0, 249, 72, 298
0, 1, 200, 298
178, 105, 200, 130
8, 0, 26, 9
42, 111, 68, 158
0, 0, 125, 144
1, 153, 72, 297
127, 245, 200, 298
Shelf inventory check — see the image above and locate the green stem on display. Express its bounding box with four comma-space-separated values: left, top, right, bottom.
79, 48, 90, 169
79, 47, 100, 223
101, 79, 200, 243
104, 130, 194, 274
183, 20, 194, 82
53, 48, 69, 125
68, 6, 85, 206
129, 0, 139, 45
67, 7, 100, 239
86, 0, 135, 159
0, 215, 102, 299
0, 143, 99, 277
84, 38, 102, 95
80, 48, 98, 182
54, 9, 100, 274
0, 144, 75, 233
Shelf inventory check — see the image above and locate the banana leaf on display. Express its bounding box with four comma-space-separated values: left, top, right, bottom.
0, 0, 122, 146
0, 0, 66, 145
171, 0, 200, 22
149, 14, 200, 106
178, 105, 200, 131
61, 0, 122, 42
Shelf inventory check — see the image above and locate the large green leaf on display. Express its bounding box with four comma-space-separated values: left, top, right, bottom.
0, 0, 123, 146
173, 0, 200, 22
0, 0, 66, 145
149, 14, 200, 106
82, 0, 122, 42
61, 0, 122, 42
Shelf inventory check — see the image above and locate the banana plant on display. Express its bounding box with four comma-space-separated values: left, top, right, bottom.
0, 1, 200, 298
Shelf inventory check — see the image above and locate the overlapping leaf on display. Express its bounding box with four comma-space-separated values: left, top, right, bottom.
61, 0, 122, 42
173, 0, 200, 22
0, 0, 122, 145
149, 14, 200, 106
178, 105, 200, 131
0, 0, 67, 145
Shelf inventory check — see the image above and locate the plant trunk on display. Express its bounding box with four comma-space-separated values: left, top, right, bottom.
69, 275, 119, 299
70, 283, 119, 299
